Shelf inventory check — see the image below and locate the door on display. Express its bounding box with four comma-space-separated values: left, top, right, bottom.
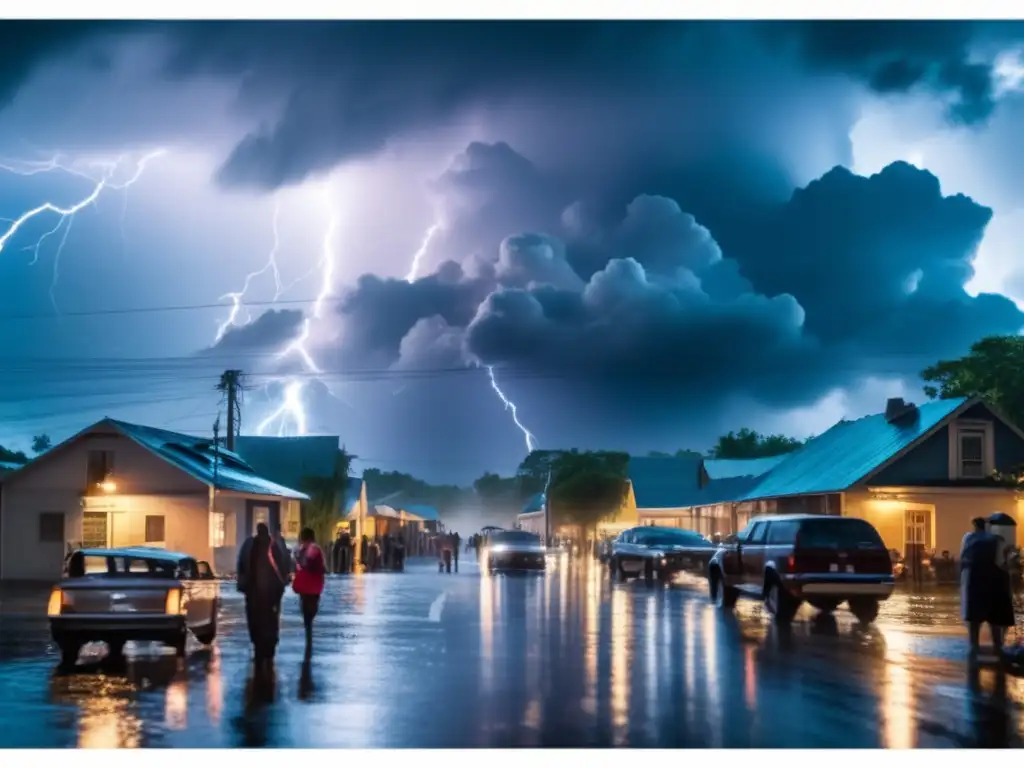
904, 506, 933, 580
245, 500, 281, 536
82, 512, 108, 549
742, 521, 768, 589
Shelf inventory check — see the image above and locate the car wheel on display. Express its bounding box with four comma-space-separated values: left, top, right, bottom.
58, 639, 83, 667
709, 569, 739, 609
171, 632, 188, 658
193, 614, 218, 646
848, 597, 880, 625
644, 559, 655, 585
764, 579, 800, 624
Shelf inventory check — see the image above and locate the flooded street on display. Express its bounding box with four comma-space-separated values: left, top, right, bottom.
0, 557, 1022, 747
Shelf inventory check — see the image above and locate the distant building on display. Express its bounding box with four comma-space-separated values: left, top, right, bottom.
0, 418, 307, 581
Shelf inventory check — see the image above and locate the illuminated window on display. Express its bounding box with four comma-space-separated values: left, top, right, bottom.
209, 511, 226, 548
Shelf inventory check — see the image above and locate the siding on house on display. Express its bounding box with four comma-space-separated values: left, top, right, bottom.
1, 429, 209, 581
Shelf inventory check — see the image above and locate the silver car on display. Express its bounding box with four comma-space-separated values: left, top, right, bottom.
483, 530, 547, 572
48, 547, 220, 666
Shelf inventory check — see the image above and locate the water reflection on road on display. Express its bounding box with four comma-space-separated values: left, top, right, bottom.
0, 557, 1020, 748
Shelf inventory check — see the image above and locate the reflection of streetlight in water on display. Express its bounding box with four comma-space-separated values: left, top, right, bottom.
77, 681, 142, 748
164, 674, 188, 731
880, 628, 915, 748
206, 646, 223, 724
610, 587, 631, 745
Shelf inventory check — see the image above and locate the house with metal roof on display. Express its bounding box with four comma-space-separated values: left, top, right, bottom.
663, 396, 1024, 557
0, 418, 308, 581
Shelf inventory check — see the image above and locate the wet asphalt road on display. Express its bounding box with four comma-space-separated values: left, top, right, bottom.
0, 555, 1022, 748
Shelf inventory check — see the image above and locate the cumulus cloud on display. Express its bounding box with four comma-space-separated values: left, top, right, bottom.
204, 308, 305, 354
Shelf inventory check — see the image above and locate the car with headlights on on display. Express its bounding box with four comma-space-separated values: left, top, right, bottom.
48, 547, 220, 666
483, 530, 547, 572
609, 526, 716, 583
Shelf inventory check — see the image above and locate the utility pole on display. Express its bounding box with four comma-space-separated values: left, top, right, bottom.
216, 370, 244, 451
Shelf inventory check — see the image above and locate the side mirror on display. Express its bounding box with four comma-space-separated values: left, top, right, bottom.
197, 561, 215, 580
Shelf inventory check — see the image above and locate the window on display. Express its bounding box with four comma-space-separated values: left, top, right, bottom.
86, 450, 114, 487
767, 521, 799, 545
745, 522, 767, 544
209, 511, 226, 548
145, 515, 165, 543
39, 512, 65, 543
798, 519, 885, 550
959, 430, 986, 478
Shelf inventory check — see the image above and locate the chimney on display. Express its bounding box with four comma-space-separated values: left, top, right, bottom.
885, 397, 919, 424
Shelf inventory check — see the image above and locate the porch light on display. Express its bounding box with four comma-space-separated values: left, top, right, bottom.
98, 480, 116, 493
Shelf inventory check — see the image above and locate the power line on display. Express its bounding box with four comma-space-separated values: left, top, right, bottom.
0, 296, 318, 322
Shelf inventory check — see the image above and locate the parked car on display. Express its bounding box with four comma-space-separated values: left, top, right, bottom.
609, 525, 716, 583
707, 515, 894, 624
48, 547, 220, 666
482, 530, 547, 572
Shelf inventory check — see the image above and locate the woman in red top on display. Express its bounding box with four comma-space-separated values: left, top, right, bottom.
293, 527, 326, 660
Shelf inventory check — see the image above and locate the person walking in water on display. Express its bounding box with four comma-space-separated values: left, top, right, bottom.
293, 527, 326, 661
237, 522, 291, 671
452, 531, 461, 573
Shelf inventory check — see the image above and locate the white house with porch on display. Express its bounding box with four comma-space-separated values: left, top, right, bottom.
0, 418, 308, 581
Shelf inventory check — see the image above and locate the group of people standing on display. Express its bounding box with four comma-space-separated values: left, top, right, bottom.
236, 523, 326, 670
331, 530, 408, 573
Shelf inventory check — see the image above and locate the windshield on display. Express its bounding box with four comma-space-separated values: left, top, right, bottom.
490, 531, 541, 545
798, 519, 885, 549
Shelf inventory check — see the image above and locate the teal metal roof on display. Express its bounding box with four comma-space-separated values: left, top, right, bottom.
403, 504, 440, 521
110, 420, 308, 500
703, 456, 788, 480
628, 455, 703, 509
740, 397, 969, 500
236, 435, 341, 492
521, 492, 545, 513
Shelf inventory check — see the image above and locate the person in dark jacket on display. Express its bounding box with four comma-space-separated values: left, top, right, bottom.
452, 532, 461, 573
960, 517, 1015, 656
237, 523, 290, 670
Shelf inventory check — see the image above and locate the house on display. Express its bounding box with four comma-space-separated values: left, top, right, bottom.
362, 491, 441, 535
659, 396, 1024, 556
0, 418, 307, 582
516, 493, 546, 536
623, 455, 703, 528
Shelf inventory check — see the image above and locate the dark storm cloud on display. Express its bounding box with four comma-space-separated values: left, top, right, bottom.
314, 142, 1022, 427
716, 162, 1023, 356
769, 21, 1019, 124
205, 308, 304, 354
0, 22, 118, 107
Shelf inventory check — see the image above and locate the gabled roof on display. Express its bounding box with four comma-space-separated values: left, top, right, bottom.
740, 397, 969, 500
628, 455, 703, 509
235, 435, 342, 495
105, 420, 308, 500
703, 456, 788, 480
369, 490, 440, 521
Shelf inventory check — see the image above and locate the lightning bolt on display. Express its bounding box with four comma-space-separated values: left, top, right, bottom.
403, 219, 538, 452
215, 198, 284, 342
486, 364, 537, 453
0, 149, 167, 311
405, 222, 440, 282
221, 188, 343, 437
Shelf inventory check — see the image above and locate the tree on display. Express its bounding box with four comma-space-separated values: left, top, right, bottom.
711, 428, 803, 459
31, 434, 52, 454
300, 449, 354, 545
547, 450, 631, 534
515, 449, 563, 499
921, 335, 1024, 429
0, 443, 28, 464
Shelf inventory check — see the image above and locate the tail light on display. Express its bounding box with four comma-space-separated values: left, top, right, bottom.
786, 555, 795, 572
47, 588, 63, 617
165, 588, 185, 615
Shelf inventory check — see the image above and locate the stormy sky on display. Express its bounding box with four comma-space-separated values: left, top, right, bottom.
2, 19, 1024, 483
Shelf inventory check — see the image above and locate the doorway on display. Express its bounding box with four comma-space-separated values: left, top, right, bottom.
903, 504, 934, 582
82, 511, 108, 548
